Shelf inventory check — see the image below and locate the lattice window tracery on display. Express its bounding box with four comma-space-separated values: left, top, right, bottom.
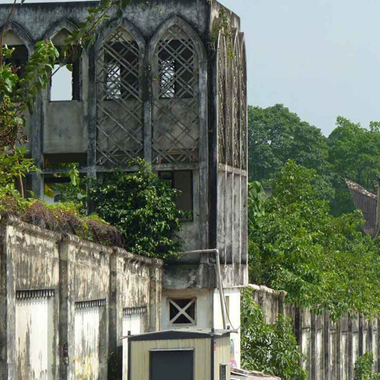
96, 27, 143, 166
152, 25, 199, 164
217, 35, 227, 165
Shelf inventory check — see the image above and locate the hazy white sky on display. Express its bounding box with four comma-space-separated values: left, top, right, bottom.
1, 0, 380, 135
220, 0, 380, 135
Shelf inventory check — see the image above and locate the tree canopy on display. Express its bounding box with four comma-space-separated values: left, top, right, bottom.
248, 104, 380, 215
248, 160, 380, 320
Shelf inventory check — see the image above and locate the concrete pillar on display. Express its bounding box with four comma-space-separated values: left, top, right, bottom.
58, 238, 69, 379
0, 223, 15, 379
324, 312, 330, 380
30, 95, 44, 197
311, 313, 317, 380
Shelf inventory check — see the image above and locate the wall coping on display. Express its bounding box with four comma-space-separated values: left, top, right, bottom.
0, 213, 62, 242
0, 214, 163, 268
247, 284, 287, 298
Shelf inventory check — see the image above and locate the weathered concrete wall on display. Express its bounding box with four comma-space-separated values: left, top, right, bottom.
249, 284, 380, 380
0, 216, 61, 380
0, 215, 163, 380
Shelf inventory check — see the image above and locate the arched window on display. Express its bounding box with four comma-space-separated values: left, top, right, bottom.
3, 30, 28, 77
96, 26, 144, 166
50, 28, 81, 101
151, 22, 201, 164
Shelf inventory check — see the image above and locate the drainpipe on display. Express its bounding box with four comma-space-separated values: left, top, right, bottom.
182, 249, 227, 330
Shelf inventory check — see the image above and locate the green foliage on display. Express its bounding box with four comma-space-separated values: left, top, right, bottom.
248, 104, 332, 198
354, 352, 380, 380
0, 147, 37, 211
0, 40, 58, 148
47, 163, 87, 212
241, 288, 306, 380
328, 116, 380, 214
248, 161, 380, 320
88, 159, 182, 259
247, 105, 380, 215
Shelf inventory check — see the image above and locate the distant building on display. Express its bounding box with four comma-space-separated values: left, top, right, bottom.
345, 179, 378, 236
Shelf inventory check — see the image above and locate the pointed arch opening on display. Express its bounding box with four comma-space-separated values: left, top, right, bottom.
50, 27, 81, 101
2, 29, 29, 77
150, 18, 205, 164
96, 26, 145, 166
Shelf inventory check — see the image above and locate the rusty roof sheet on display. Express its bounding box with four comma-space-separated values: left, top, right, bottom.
345, 179, 377, 235
231, 368, 281, 380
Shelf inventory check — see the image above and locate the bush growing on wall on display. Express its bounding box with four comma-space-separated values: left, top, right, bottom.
88, 159, 182, 259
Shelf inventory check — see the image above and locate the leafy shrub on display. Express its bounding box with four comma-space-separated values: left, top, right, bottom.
88, 159, 182, 259
354, 352, 380, 380
241, 288, 306, 380
248, 160, 380, 320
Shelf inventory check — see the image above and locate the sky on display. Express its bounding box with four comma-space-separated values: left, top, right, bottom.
2, 0, 380, 135
220, 0, 380, 135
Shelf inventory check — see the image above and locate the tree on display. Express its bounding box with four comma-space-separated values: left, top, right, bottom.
248, 104, 331, 194
249, 161, 380, 320
328, 116, 380, 214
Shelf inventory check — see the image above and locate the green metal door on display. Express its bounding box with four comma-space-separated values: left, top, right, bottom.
150, 350, 194, 380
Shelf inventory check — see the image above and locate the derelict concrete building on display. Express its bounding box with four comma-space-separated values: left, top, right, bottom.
1, 0, 248, 367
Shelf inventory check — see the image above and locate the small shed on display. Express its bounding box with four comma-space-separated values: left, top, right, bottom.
127, 329, 232, 380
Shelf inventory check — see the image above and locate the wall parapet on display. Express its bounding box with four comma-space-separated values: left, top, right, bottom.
0, 214, 163, 379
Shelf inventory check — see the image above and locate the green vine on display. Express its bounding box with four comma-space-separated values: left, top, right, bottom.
210, 8, 234, 59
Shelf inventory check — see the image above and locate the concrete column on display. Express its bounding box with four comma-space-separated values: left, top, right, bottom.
348, 318, 353, 380
0, 223, 14, 379
324, 312, 330, 380
108, 253, 118, 357
30, 95, 44, 197
311, 313, 317, 380
359, 314, 364, 357
58, 238, 69, 379
87, 48, 97, 176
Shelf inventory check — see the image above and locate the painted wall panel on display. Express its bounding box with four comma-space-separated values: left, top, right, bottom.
74, 307, 100, 380
16, 297, 54, 380
123, 313, 143, 380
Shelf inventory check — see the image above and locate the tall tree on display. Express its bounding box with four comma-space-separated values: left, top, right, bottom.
249, 161, 380, 320
248, 104, 330, 187
328, 117, 380, 214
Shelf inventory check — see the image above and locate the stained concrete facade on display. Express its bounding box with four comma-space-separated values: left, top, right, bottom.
0, 0, 248, 285
0, 0, 248, 370
0, 214, 162, 379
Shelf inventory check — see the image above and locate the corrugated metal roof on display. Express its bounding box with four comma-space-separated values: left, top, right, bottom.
126, 328, 231, 341
231, 368, 281, 380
